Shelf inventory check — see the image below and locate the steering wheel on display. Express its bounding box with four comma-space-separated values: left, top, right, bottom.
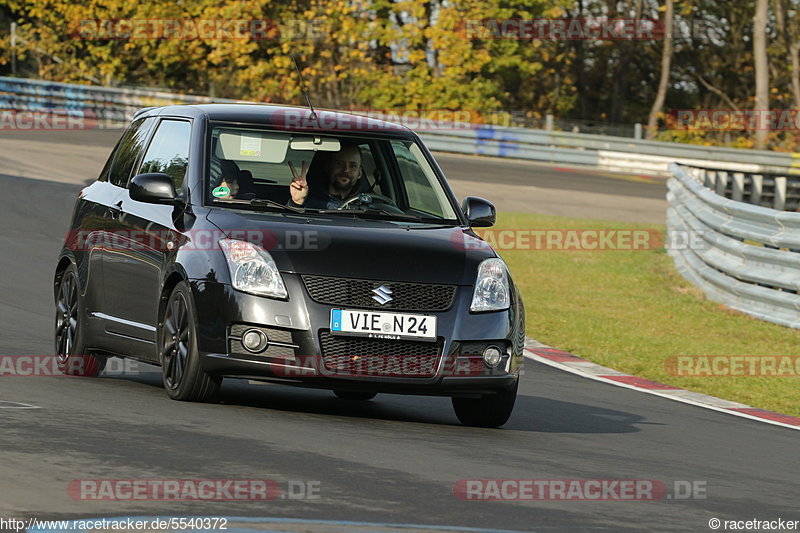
339, 193, 403, 213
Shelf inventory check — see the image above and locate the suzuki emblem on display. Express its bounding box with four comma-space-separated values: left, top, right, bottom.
371, 285, 394, 305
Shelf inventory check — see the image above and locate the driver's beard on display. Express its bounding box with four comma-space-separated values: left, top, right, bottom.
331, 175, 354, 195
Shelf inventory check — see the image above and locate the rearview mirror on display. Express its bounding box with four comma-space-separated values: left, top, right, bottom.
290, 135, 341, 152
462, 197, 496, 227
129, 173, 178, 205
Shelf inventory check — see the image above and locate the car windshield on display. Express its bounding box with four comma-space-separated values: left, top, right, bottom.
205, 125, 460, 223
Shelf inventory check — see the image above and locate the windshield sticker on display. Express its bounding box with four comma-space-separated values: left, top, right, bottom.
212, 186, 230, 198
240, 134, 262, 156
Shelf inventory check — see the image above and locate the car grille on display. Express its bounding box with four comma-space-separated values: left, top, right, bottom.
302, 275, 456, 311
319, 331, 442, 378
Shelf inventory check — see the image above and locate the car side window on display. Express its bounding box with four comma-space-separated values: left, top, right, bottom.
139, 120, 192, 191
108, 117, 155, 188
97, 134, 127, 182
389, 140, 446, 217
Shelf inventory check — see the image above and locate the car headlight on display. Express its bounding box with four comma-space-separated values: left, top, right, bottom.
470, 257, 510, 312
219, 239, 288, 299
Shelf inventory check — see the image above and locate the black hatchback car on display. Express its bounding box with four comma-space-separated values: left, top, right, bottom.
54, 104, 526, 427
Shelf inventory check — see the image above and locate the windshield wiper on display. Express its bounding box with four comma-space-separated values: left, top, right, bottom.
248, 199, 305, 213
316, 208, 434, 222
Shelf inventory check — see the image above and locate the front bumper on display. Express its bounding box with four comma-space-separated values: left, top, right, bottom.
189, 275, 523, 396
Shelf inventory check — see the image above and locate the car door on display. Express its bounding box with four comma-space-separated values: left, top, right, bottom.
102, 118, 192, 349
96, 116, 157, 338
68, 127, 135, 317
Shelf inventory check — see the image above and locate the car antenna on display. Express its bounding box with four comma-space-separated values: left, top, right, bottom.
290, 52, 317, 122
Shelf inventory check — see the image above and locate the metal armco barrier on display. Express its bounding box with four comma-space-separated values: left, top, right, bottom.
677, 164, 800, 212
667, 162, 800, 329
2, 76, 799, 181
0, 76, 244, 123
419, 126, 799, 178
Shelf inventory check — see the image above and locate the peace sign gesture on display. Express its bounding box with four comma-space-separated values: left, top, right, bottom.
288, 160, 310, 205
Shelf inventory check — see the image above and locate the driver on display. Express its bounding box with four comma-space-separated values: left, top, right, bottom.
288, 142, 362, 209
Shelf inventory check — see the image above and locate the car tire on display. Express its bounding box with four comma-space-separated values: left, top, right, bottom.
333, 390, 378, 401
451, 380, 518, 428
159, 281, 221, 402
55, 264, 106, 377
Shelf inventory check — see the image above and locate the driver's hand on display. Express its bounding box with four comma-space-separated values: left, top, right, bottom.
288, 160, 309, 205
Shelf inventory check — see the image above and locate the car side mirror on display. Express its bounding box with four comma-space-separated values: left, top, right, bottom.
129, 173, 179, 205
462, 196, 496, 227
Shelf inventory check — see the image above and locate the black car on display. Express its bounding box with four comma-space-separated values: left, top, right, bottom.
53, 104, 526, 427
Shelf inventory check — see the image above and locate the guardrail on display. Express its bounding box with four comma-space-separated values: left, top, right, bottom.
667, 162, 800, 329
2, 76, 800, 184
419, 127, 800, 179
0, 76, 244, 123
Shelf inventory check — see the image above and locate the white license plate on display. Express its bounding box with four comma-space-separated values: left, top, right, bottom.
330, 309, 437, 342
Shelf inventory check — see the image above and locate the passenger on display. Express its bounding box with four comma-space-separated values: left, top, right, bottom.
211, 170, 240, 200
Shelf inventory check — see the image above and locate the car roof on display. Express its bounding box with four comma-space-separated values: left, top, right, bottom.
134, 104, 417, 138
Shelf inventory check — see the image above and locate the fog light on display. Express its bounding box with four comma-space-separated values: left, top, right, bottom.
483, 346, 503, 368
242, 329, 268, 353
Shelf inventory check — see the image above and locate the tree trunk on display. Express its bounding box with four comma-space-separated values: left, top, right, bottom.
610, 0, 644, 123
646, 0, 674, 140
774, 0, 800, 108
754, 0, 770, 150
790, 40, 800, 108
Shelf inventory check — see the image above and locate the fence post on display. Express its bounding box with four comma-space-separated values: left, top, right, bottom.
750, 174, 763, 206
774, 176, 787, 211
715, 171, 728, 196
732, 172, 744, 202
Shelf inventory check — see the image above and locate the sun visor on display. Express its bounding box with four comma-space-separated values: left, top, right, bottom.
216, 130, 289, 163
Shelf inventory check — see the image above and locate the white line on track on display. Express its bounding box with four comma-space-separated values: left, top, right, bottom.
0, 400, 40, 409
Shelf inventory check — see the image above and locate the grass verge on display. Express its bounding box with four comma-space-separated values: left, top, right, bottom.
493, 211, 800, 417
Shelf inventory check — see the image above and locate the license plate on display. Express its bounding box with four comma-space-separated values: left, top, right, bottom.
330, 309, 437, 342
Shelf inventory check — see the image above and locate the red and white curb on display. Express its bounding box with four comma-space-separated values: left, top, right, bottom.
523, 338, 800, 431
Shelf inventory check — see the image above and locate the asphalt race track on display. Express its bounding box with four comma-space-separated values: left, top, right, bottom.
0, 131, 796, 532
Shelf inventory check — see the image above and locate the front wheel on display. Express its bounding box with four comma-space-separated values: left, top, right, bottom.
159, 281, 221, 402
452, 380, 518, 428
55, 265, 105, 377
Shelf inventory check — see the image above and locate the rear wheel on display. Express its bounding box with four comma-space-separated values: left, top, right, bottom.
452, 380, 518, 428
55, 265, 105, 377
333, 390, 377, 401
159, 281, 220, 402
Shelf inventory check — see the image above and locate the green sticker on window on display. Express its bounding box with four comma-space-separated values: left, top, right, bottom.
212, 186, 230, 198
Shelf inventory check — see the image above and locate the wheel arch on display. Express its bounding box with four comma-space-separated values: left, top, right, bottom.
158, 269, 188, 326
53, 255, 75, 302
